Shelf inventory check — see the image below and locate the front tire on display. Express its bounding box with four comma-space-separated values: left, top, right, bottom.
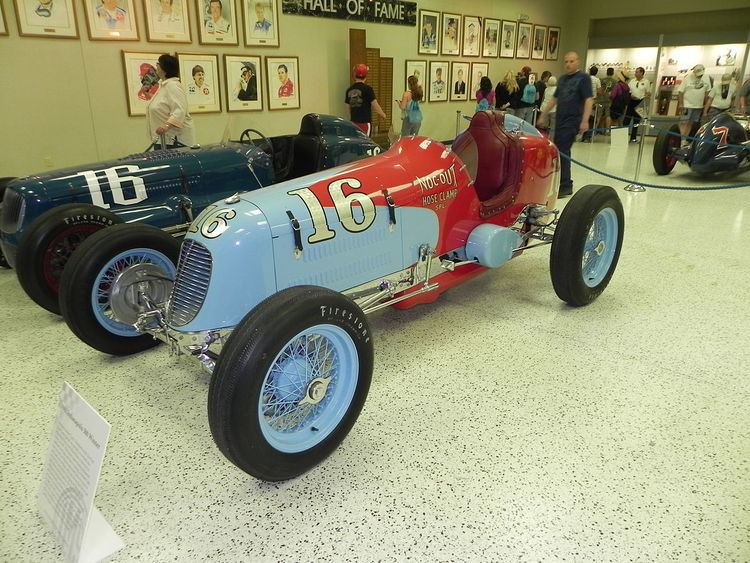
550, 185, 624, 306
59, 224, 179, 356
653, 123, 681, 175
16, 204, 120, 313
208, 286, 374, 481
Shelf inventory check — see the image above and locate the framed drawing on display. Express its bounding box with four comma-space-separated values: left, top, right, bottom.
224, 54, 263, 111
440, 12, 460, 56
197, 0, 238, 45
462, 15, 481, 57
243, 0, 278, 47
470, 62, 489, 97
266, 56, 300, 110
14, 0, 79, 38
0, 2, 8, 35
178, 52, 221, 113
417, 9, 439, 56
482, 18, 499, 58
121, 50, 162, 116
428, 61, 449, 102
84, 0, 138, 40
546, 26, 560, 61
499, 20, 516, 59
532, 24, 546, 60
516, 22, 531, 59
449, 61, 469, 102
144, 0, 191, 42
404, 59, 426, 93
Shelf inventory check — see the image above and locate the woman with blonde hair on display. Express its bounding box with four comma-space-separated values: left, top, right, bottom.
398, 74, 424, 136
493, 70, 518, 111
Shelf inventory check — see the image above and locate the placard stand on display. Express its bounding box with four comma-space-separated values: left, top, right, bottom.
38, 383, 124, 563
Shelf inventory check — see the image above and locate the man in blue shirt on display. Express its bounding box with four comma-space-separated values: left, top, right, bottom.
538, 51, 593, 197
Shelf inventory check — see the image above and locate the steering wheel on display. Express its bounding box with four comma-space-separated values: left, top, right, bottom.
239, 128, 273, 155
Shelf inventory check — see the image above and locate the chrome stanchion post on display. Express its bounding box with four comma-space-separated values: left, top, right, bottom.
159, 133, 166, 149
590, 104, 600, 143
624, 115, 648, 192
455, 110, 462, 137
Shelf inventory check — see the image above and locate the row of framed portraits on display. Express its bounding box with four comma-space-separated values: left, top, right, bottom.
418, 10, 560, 61
123, 51, 299, 115
3, 0, 279, 45
406, 60, 494, 103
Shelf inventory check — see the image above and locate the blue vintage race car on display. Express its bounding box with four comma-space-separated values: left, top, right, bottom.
0, 114, 380, 313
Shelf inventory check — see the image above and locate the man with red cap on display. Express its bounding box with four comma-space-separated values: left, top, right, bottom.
345, 64, 387, 136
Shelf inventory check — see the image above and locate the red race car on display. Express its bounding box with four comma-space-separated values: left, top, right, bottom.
60, 110, 625, 481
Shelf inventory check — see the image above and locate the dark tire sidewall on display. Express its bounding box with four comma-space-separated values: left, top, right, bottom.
16, 204, 119, 313
209, 286, 374, 481
59, 224, 180, 356
550, 185, 624, 306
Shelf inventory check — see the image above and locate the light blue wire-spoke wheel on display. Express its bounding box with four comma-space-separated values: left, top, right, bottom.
91, 248, 176, 337
550, 184, 624, 306
59, 224, 180, 356
259, 324, 358, 453
209, 286, 374, 482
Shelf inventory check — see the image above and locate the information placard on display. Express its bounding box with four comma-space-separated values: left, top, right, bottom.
38, 383, 124, 563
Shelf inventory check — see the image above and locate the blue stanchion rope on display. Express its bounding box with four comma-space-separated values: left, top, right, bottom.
560, 152, 750, 190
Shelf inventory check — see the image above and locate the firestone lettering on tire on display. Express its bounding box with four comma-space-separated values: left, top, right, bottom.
319, 304, 370, 342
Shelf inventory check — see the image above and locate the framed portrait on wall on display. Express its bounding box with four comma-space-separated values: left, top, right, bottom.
84, 0, 138, 40
428, 61, 449, 102
197, 0, 238, 45
266, 56, 300, 110
121, 50, 162, 116
499, 20, 516, 58
449, 61, 469, 102
440, 12, 460, 56
178, 52, 222, 113
516, 22, 531, 59
532, 25, 546, 60
470, 62, 489, 97
546, 27, 560, 61
462, 15, 481, 57
404, 60, 426, 94
482, 18, 500, 58
224, 54, 263, 111
243, 0, 278, 47
144, 0, 191, 42
0, 2, 8, 35
14, 0, 79, 38
417, 9, 439, 56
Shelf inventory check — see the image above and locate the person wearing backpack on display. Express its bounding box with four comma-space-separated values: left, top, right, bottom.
510, 66, 536, 123
398, 75, 424, 136
609, 70, 631, 126
475, 76, 495, 113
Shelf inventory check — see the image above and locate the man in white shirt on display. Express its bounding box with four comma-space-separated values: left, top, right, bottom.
677, 64, 711, 139
624, 66, 651, 142
703, 74, 736, 119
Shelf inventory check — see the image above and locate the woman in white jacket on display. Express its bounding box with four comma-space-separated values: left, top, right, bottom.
540, 76, 557, 139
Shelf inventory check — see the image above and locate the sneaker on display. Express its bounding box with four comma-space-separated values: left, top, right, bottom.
629, 139, 639, 143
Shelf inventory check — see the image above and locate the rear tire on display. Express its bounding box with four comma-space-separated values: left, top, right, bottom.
0, 177, 18, 269
653, 124, 681, 175
208, 286, 373, 481
16, 204, 120, 313
550, 185, 624, 306
59, 224, 179, 356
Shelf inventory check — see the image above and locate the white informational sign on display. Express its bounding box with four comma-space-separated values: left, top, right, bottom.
38, 383, 124, 563
606, 126, 631, 174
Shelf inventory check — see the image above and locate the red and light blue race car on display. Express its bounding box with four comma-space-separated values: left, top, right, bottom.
59, 111, 625, 481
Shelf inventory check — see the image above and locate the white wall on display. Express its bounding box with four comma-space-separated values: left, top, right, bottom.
0, 0, 571, 175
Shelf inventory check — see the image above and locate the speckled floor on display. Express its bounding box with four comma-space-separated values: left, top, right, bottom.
1, 137, 749, 562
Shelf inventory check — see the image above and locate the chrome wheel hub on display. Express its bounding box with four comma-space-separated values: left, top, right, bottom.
110, 263, 173, 325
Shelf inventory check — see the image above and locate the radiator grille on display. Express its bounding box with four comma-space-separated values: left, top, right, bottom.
1, 189, 24, 234
167, 239, 212, 327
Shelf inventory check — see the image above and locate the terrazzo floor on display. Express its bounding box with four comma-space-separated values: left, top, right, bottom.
1, 137, 749, 562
